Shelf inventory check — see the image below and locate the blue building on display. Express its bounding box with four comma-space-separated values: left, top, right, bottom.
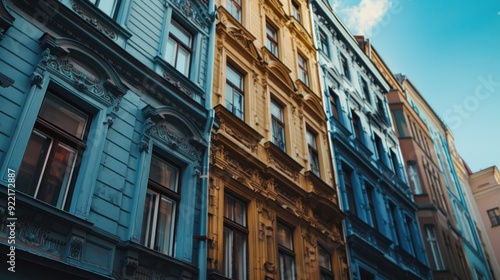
311, 1, 431, 279
0, 0, 215, 279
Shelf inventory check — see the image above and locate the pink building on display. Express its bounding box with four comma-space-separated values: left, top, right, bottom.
469, 166, 500, 271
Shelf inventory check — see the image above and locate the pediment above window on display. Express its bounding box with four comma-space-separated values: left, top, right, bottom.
261, 47, 296, 92
142, 105, 207, 161
168, 0, 211, 31
35, 34, 129, 106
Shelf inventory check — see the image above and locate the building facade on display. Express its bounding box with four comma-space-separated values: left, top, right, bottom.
394, 74, 494, 280
207, 0, 347, 279
470, 166, 500, 277
0, 0, 215, 279
359, 38, 481, 280
311, 1, 430, 279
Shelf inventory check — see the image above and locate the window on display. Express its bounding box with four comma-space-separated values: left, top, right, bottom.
404, 216, 417, 255
318, 246, 334, 280
390, 150, 401, 177
343, 165, 357, 215
408, 162, 423, 194
278, 223, 296, 280
141, 154, 180, 256
166, 20, 192, 77
351, 110, 362, 141
374, 134, 386, 165
266, 23, 279, 57
360, 77, 370, 101
366, 183, 378, 230
340, 54, 350, 80
17, 92, 91, 211
292, 1, 301, 22
425, 225, 445, 270
306, 129, 320, 176
487, 208, 500, 227
329, 90, 340, 121
319, 30, 329, 56
226, 65, 245, 120
359, 268, 375, 280
227, 0, 242, 22
89, 0, 120, 18
297, 53, 309, 86
271, 100, 286, 152
223, 194, 248, 280
376, 97, 388, 121
389, 202, 401, 245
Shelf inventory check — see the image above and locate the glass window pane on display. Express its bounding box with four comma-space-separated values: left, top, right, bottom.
166, 38, 177, 65
149, 155, 179, 192
223, 227, 233, 278
235, 231, 247, 280
38, 94, 88, 139
97, 1, 116, 17
277, 224, 293, 250
141, 191, 156, 247
170, 22, 191, 46
36, 143, 77, 208
17, 131, 52, 196
177, 47, 190, 75
156, 195, 176, 255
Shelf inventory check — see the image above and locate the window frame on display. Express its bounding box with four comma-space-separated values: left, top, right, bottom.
165, 19, 193, 77
351, 110, 362, 142
319, 30, 329, 57
424, 224, 445, 270
17, 92, 92, 211
318, 245, 334, 280
306, 128, 320, 177
266, 22, 279, 57
225, 64, 245, 120
89, 0, 121, 19
343, 164, 357, 216
141, 153, 181, 256
271, 99, 286, 152
365, 182, 378, 230
223, 194, 248, 280
487, 207, 500, 227
329, 90, 341, 122
340, 53, 350, 81
291, 1, 301, 23
407, 161, 423, 195
277, 222, 296, 280
297, 53, 309, 86
226, 0, 242, 22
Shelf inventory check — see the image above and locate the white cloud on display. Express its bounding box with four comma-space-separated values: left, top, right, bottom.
338, 0, 392, 36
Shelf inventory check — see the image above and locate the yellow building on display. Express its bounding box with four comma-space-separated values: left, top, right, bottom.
207, 0, 347, 279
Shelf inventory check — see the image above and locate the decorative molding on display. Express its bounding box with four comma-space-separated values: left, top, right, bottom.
68, 235, 84, 260
71, 2, 117, 40
170, 0, 211, 29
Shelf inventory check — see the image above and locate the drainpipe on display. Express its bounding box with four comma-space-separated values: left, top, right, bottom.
198, 1, 216, 279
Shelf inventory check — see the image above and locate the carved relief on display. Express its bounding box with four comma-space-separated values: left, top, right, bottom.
68, 235, 84, 260
71, 3, 117, 40
269, 154, 299, 181
150, 120, 202, 161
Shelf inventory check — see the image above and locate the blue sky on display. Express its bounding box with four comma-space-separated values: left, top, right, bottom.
331, 0, 500, 172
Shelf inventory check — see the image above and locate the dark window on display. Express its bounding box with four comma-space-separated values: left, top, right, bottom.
389, 202, 401, 245
319, 30, 329, 56
374, 134, 386, 165
343, 165, 357, 216
226, 64, 245, 120
17, 92, 91, 211
487, 208, 500, 227
366, 183, 378, 230
340, 54, 350, 80
351, 110, 362, 141
359, 268, 375, 280
271, 100, 286, 152
166, 20, 192, 77
306, 129, 320, 176
227, 0, 242, 22
329, 90, 340, 121
266, 23, 279, 57
292, 1, 301, 22
318, 245, 334, 280
141, 154, 180, 256
360, 78, 370, 101
277, 223, 296, 280
223, 194, 248, 280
